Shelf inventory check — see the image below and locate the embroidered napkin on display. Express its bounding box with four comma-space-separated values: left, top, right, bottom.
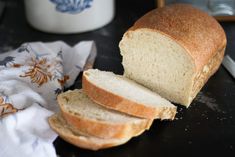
0, 41, 97, 157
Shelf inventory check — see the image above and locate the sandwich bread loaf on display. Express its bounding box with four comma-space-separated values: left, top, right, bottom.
119, 4, 226, 107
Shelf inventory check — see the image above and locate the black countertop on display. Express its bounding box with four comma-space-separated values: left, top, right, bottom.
0, 0, 235, 157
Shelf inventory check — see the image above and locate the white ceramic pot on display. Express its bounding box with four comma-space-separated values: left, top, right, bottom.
24, 0, 115, 34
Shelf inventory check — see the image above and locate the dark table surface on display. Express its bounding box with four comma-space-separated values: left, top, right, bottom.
0, 0, 235, 157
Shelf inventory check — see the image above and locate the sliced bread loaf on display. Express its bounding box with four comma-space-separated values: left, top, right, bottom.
58, 89, 152, 139
82, 69, 177, 120
119, 4, 226, 107
48, 114, 131, 150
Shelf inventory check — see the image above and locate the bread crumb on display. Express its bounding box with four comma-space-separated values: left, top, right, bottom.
184, 125, 190, 132
195, 92, 221, 112
230, 145, 234, 150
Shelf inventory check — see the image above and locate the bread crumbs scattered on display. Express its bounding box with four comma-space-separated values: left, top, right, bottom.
195, 92, 221, 112
230, 145, 234, 149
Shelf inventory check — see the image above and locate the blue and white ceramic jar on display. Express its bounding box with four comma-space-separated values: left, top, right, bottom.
24, 0, 115, 33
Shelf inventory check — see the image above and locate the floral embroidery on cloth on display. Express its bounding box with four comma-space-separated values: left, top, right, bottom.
0, 96, 19, 118
20, 57, 52, 87
0, 41, 96, 157
0, 41, 96, 111
14, 44, 66, 87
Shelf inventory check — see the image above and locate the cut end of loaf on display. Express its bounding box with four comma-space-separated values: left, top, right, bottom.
120, 29, 195, 107
83, 69, 177, 120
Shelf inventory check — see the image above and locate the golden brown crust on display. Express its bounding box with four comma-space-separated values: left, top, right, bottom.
129, 4, 226, 71
48, 115, 130, 151
82, 73, 176, 120
59, 134, 129, 151
189, 47, 225, 106
59, 102, 152, 139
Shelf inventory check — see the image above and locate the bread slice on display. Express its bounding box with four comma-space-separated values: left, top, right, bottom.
48, 114, 131, 150
82, 69, 177, 120
58, 89, 152, 139
119, 4, 226, 107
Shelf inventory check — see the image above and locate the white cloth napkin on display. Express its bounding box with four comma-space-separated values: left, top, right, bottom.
0, 41, 97, 157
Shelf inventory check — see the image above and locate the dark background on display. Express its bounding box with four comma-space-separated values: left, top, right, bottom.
0, 0, 235, 157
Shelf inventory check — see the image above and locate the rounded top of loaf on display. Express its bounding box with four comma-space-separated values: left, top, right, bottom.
129, 4, 226, 70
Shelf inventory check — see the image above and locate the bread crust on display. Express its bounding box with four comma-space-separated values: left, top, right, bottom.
129, 4, 226, 71
48, 114, 131, 151
82, 72, 177, 120
189, 47, 225, 106
57, 90, 153, 139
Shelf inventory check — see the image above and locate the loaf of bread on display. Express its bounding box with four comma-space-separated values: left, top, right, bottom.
119, 4, 226, 107
49, 4, 227, 150
83, 69, 176, 119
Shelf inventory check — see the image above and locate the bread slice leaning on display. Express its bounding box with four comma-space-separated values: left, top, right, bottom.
58, 89, 152, 139
48, 114, 131, 151
82, 69, 177, 120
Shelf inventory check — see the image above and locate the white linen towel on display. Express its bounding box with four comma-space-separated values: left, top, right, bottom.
0, 41, 97, 157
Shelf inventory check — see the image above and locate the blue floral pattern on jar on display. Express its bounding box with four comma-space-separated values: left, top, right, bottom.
50, 0, 93, 14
